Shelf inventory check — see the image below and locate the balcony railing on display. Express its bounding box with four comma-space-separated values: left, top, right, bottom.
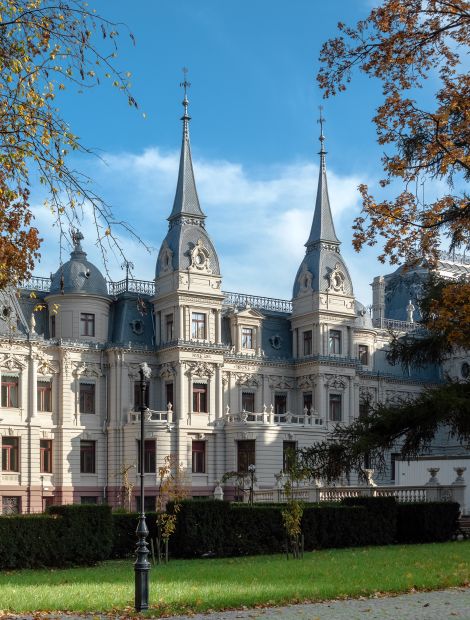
127, 409, 169, 424
372, 317, 426, 333
223, 291, 292, 314
224, 409, 325, 427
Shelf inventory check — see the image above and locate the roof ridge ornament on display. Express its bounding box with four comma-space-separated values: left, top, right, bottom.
318, 105, 327, 170
180, 66, 191, 128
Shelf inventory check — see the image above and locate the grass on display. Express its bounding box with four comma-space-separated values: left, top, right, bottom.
0, 541, 469, 616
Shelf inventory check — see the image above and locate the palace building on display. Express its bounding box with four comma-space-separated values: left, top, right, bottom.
0, 91, 468, 514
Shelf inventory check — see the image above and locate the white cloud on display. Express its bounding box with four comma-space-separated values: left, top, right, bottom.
31, 145, 378, 304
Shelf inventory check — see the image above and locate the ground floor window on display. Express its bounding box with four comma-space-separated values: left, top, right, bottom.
137, 439, 156, 473
80, 496, 98, 504
237, 440, 255, 473
2, 496, 20, 514
80, 440, 96, 474
192, 440, 206, 473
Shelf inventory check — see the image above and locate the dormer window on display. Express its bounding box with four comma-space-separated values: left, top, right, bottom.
80, 313, 95, 337
191, 312, 206, 339
241, 327, 253, 349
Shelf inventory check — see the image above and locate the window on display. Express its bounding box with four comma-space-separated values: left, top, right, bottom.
80, 312, 95, 337
80, 440, 96, 474
79, 383, 95, 414
274, 393, 287, 415
241, 327, 253, 349
192, 383, 208, 413
358, 344, 369, 365
37, 381, 52, 412
390, 453, 400, 482
165, 314, 174, 341
283, 441, 297, 473
2, 496, 20, 515
303, 331, 312, 356
136, 496, 156, 512
192, 441, 206, 473
303, 392, 313, 412
80, 496, 98, 504
2, 437, 19, 471
1, 377, 18, 407
137, 440, 156, 473
329, 394, 342, 422
40, 439, 52, 473
134, 381, 150, 411
165, 382, 174, 410
237, 440, 255, 473
191, 312, 206, 339
50, 315, 56, 338
242, 392, 255, 412
359, 402, 370, 419
329, 329, 342, 354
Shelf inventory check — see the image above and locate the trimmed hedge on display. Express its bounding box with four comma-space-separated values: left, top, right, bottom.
341, 496, 397, 545
396, 501, 460, 543
0, 504, 113, 569
112, 511, 158, 558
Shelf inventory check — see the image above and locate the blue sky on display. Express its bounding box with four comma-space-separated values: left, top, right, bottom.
31, 0, 440, 305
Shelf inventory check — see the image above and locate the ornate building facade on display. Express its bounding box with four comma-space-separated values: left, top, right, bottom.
0, 93, 467, 514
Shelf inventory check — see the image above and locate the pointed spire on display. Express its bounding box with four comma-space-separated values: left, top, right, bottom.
168, 68, 205, 224
305, 107, 340, 251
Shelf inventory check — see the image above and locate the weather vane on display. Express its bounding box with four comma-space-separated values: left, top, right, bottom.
318, 105, 326, 140
180, 67, 191, 96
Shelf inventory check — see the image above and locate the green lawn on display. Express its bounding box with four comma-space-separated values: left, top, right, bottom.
0, 542, 469, 616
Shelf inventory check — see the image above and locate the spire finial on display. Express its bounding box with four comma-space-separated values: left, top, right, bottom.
180, 67, 191, 120
317, 106, 327, 169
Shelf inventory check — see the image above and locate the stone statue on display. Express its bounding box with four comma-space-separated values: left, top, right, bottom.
30, 313, 36, 335
406, 299, 415, 323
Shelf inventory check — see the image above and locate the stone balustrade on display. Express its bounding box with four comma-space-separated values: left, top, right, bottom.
224, 409, 325, 427
127, 409, 169, 424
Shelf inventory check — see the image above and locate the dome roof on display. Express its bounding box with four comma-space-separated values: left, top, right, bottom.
49, 232, 108, 297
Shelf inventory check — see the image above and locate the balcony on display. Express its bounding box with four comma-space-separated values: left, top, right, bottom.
127, 409, 170, 424
224, 407, 325, 427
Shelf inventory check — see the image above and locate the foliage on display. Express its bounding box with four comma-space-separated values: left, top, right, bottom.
341, 497, 397, 545
115, 463, 135, 512
300, 381, 470, 479
0, 0, 139, 287
111, 511, 158, 559
280, 448, 308, 559
154, 454, 189, 563
0, 504, 112, 569
319, 0, 470, 266
395, 501, 460, 543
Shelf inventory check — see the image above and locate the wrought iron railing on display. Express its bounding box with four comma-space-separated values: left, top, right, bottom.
108, 278, 156, 296
223, 291, 292, 313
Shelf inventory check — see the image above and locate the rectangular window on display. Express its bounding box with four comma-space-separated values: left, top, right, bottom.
80, 496, 98, 504
329, 329, 342, 354
359, 402, 370, 419
303, 331, 312, 356
358, 344, 369, 365
1, 377, 19, 408
80, 440, 96, 474
50, 315, 56, 338
166, 382, 174, 411
134, 381, 150, 411
40, 439, 52, 473
191, 312, 206, 339
274, 393, 287, 416
2, 496, 20, 515
303, 392, 313, 412
2, 437, 19, 471
37, 381, 52, 412
80, 312, 95, 337
241, 327, 253, 349
237, 439, 255, 473
136, 496, 156, 512
137, 439, 156, 473
165, 314, 174, 341
283, 441, 297, 473
242, 392, 255, 412
79, 383, 95, 414
192, 441, 206, 473
192, 383, 208, 413
329, 394, 342, 422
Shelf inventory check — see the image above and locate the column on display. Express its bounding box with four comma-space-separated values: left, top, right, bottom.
176, 363, 185, 421
256, 327, 262, 355
155, 311, 161, 345
215, 364, 223, 419
29, 355, 38, 418
348, 376, 354, 424
215, 309, 221, 344
178, 306, 184, 340
292, 328, 297, 358
348, 327, 354, 358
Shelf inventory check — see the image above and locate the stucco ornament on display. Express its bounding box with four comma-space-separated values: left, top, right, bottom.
159, 241, 173, 274
326, 375, 346, 390
327, 263, 345, 293
185, 361, 214, 378
189, 239, 212, 273
298, 264, 313, 293
269, 334, 282, 350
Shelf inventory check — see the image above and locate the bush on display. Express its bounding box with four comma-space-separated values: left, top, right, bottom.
396, 502, 460, 543
341, 496, 397, 545
111, 511, 158, 558
0, 514, 58, 569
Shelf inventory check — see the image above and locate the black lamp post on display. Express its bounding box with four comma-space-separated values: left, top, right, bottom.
134, 361, 152, 612
248, 464, 256, 506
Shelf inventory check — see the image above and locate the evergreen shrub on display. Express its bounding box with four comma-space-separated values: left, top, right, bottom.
111, 511, 158, 558
341, 496, 397, 545
396, 501, 460, 543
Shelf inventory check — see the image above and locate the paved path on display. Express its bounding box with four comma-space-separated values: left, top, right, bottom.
3, 588, 470, 620
169, 588, 470, 620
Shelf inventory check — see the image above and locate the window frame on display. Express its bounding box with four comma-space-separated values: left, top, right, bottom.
303, 330, 312, 356
192, 440, 206, 474
241, 327, 254, 349
237, 439, 255, 473
37, 380, 52, 412
241, 391, 255, 413
50, 314, 56, 338
80, 312, 95, 337
165, 314, 174, 341
191, 312, 206, 340
40, 439, 53, 473
2, 436, 19, 472
329, 393, 342, 422
137, 439, 156, 473
134, 380, 150, 411
328, 329, 342, 355
274, 392, 287, 416
79, 382, 95, 414
192, 383, 208, 413
283, 440, 297, 473
358, 344, 369, 365
80, 440, 96, 474
1, 376, 19, 408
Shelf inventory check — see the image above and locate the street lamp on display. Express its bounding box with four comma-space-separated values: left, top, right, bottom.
248, 464, 256, 506
135, 361, 152, 612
